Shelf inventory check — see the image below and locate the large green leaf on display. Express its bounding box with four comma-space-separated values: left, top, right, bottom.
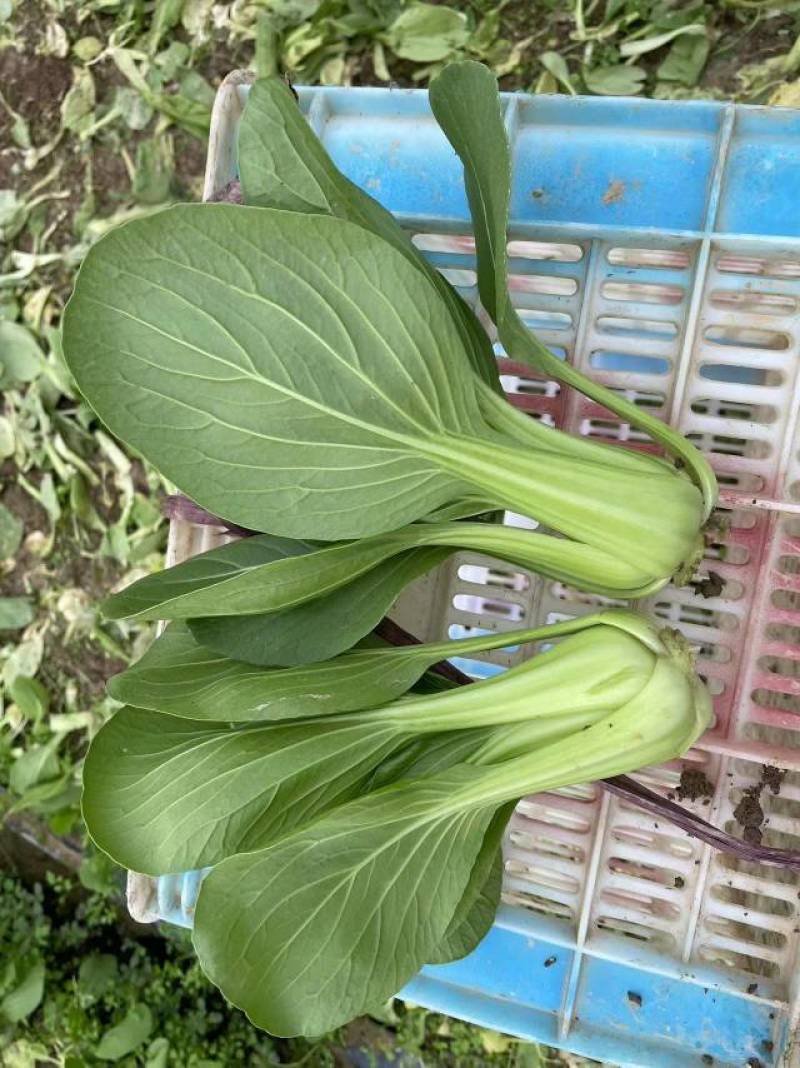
82, 706, 405, 874
63, 204, 484, 538
106, 503, 700, 628
192, 770, 499, 1036
188, 546, 449, 667
238, 79, 671, 481
109, 615, 615, 721
238, 77, 499, 392
428, 61, 717, 521
429, 803, 512, 964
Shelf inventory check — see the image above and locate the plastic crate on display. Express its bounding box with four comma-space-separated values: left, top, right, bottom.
126, 72, 800, 1068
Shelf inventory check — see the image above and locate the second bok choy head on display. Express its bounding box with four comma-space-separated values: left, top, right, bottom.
80, 609, 712, 1035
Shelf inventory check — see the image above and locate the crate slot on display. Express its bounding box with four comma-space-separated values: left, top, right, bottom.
515, 802, 594, 834
501, 890, 575, 921
771, 588, 800, 613
690, 396, 778, 423
611, 826, 695, 860
583, 417, 658, 442
705, 914, 788, 951
500, 374, 560, 399
504, 857, 581, 896
601, 280, 684, 305
508, 830, 586, 864
687, 432, 772, 460
456, 562, 530, 592
451, 593, 525, 621
606, 247, 691, 270
588, 350, 671, 375
607, 855, 687, 888
508, 273, 578, 297
710, 890, 794, 929
517, 309, 573, 332
716, 254, 800, 279
595, 315, 679, 341
704, 324, 791, 351
697, 943, 781, 978
766, 622, 800, 645
653, 600, 740, 632
437, 267, 477, 287
601, 889, 682, 923
707, 540, 750, 566
758, 653, 800, 676
507, 239, 584, 262
715, 470, 766, 493
411, 232, 475, 254
596, 916, 676, 949
709, 289, 798, 316
698, 362, 781, 386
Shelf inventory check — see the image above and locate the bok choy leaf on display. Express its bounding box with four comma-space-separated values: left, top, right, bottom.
428, 61, 717, 520
103, 505, 702, 635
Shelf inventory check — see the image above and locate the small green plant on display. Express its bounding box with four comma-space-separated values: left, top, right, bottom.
0, 873, 571, 1067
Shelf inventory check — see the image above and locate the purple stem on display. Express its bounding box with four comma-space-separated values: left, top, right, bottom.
161, 495, 255, 538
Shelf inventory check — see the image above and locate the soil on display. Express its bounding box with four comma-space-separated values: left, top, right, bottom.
732, 765, 787, 846
735, 789, 765, 846
762, 764, 786, 796
695, 571, 725, 599
0, 465, 126, 707
676, 768, 714, 802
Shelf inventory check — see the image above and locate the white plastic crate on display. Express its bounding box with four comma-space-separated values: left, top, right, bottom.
127, 72, 800, 1068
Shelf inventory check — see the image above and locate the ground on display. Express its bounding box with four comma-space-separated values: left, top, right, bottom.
2, 0, 800, 1064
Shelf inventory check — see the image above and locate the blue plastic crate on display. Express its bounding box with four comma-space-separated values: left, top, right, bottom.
127, 74, 800, 1068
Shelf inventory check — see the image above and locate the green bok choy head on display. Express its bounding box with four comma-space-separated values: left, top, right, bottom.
81, 609, 711, 1035
62, 203, 707, 597
183, 613, 708, 1036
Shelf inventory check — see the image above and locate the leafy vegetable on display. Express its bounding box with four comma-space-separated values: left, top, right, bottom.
108, 612, 646, 721
84, 611, 658, 873
64, 169, 707, 598
84, 609, 711, 1033
189, 620, 710, 1035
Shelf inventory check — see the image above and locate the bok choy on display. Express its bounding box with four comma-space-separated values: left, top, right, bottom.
62, 192, 710, 598
80, 610, 710, 1034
